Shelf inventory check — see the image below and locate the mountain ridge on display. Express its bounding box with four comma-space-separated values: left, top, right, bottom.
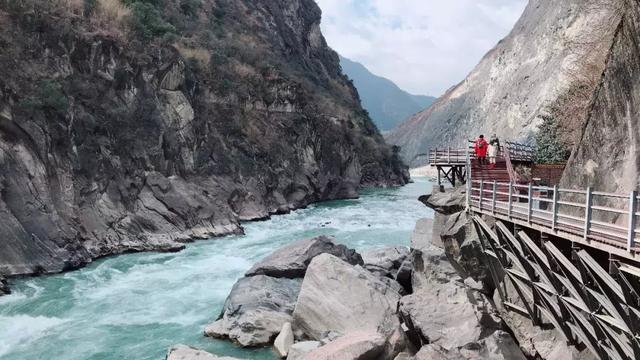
339, 56, 435, 131
385, 0, 622, 166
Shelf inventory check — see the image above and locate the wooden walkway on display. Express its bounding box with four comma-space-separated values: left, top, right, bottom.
468, 180, 640, 262
427, 141, 640, 359
428, 142, 640, 261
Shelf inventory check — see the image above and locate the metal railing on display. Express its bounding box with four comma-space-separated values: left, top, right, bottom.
468, 180, 640, 252
428, 147, 471, 165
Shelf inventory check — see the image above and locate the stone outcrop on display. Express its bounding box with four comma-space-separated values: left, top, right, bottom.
409, 218, 434, 251
165, 345, 241, 360
361, 246, 410, 278
400, 246, 503, 351
0, 0, 407, 285
245, 236, 363, 278
205, 275, 302, 347
418, 187, 465, 215
398, 187, 532, 359
302, 331, 387, 360
387, 0, 622, 164
440, 211, 491, 284
292, 253, 402, 340
413, 186, 598, 359
560, 0, 640, 199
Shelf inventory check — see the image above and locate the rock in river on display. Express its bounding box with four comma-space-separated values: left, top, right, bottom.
292, 253, 401, 340
0, 276, 9, 295
205, 275, 302, 347
245, 236, 363, 278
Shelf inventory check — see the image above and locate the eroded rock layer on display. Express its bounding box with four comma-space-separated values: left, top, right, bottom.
561, 0, 640, 195
386, 0, 622, 164
0, 0, 407, 278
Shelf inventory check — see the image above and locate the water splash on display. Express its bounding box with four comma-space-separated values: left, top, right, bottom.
0, 178, 433, 360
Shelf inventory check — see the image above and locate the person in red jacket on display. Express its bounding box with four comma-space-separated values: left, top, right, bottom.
474, 135, 488, 166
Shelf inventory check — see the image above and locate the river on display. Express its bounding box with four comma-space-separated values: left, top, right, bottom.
0, 178, 433, 360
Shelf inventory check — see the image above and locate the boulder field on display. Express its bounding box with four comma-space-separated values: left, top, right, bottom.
171, 208, 569, 360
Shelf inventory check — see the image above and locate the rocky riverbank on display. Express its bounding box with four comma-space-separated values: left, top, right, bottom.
164, 186, 599, 359
165, 186, 608, 359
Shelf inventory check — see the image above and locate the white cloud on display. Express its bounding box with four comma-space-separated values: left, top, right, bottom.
315, 0, 528, 96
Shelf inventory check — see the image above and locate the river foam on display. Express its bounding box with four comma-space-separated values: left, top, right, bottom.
0, 178, 432, 360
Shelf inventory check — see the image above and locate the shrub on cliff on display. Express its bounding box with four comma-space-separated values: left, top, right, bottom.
126, 0, 175, 39
19, 80, 68, 114
534, 115, 570, 164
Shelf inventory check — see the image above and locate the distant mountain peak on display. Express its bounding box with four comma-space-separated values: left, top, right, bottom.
339, 56, 435, 131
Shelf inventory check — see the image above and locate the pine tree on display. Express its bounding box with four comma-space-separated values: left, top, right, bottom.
534, 115, 570, 164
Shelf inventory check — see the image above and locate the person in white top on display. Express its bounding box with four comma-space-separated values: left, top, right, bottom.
487, 141, 498, 168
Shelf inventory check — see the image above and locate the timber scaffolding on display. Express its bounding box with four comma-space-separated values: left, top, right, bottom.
428, 141, 640, 360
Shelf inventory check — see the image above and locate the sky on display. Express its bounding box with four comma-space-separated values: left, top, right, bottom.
315, 0, 528, 97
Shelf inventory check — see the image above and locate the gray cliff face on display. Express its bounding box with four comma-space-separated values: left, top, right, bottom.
386, 0, 622, 164
561, 0, 639, 196
0, 0, 408, 278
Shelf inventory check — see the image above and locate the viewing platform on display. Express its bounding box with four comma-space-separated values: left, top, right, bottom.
428, 140, 640, 360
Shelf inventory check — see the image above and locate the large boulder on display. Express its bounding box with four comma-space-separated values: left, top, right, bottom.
418, 187, 466, 215
165, 345, 242, 360
399, 281, 502, 351
410, 218, 435, 250
361, 246, 410, 278
401, 242, 503, 351
410, 244, 458, 291
205, 275, 302, 347
302, 331, 387, 360
292, 254, 401, 340
246, 236, 363, 278
440, 211, 490, 283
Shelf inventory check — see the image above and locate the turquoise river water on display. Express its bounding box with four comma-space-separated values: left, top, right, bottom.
0, 178, 433, 360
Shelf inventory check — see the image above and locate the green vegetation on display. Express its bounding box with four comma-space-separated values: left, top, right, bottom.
534, 115, 570, 164
20, 80, 68, 114
128, 1, 175, 39
179, 0, 202, 16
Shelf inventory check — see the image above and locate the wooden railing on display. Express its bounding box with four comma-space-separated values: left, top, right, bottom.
468, 180, 640, 253
503, 145, 519, 183
428, 147, 471, 165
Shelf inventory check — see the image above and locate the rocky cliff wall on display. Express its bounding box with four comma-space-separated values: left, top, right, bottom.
386, 0, 622, 165
0, 0, 407, 278
560, 0, 640, 197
